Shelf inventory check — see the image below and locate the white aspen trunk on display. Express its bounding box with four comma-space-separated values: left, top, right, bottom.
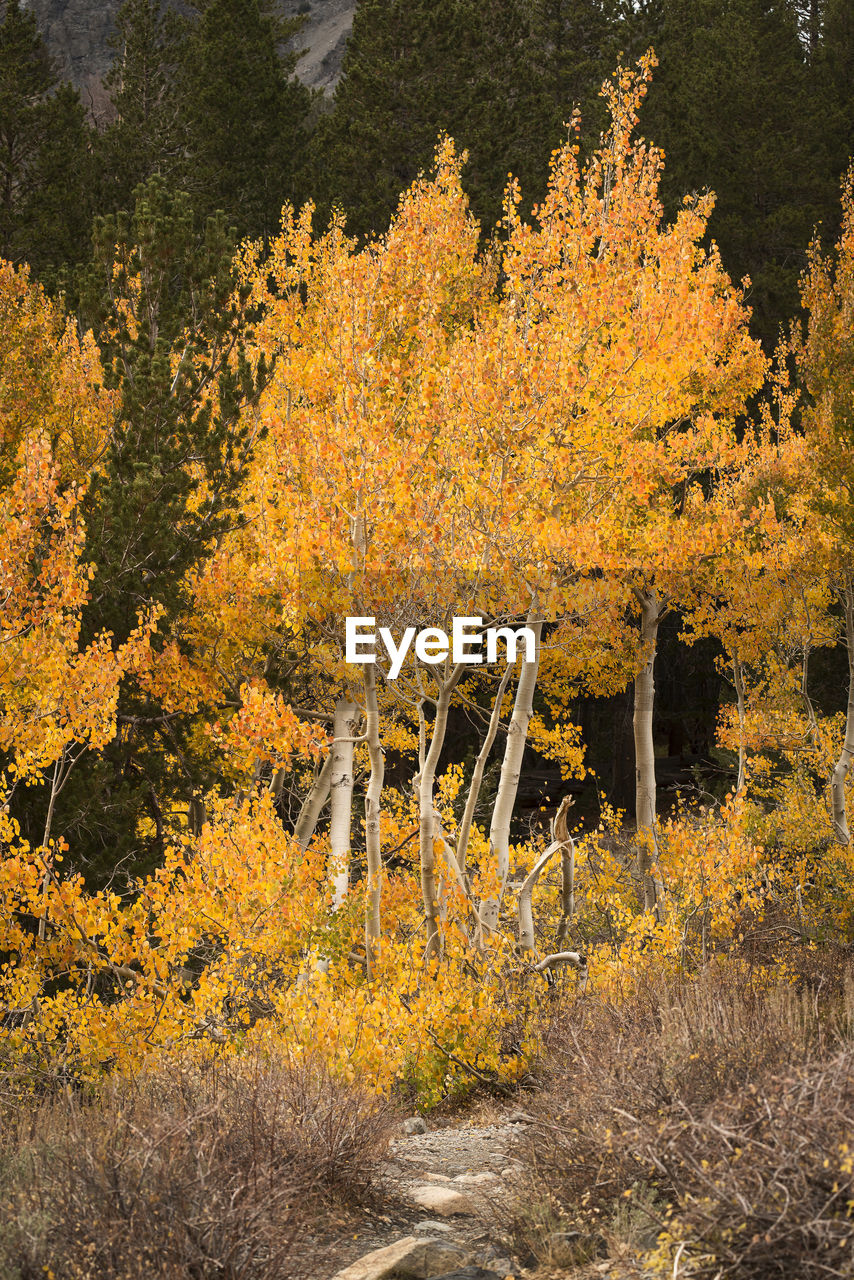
732, 655, 747, 796
801, 642, 822, 750
456, 664, 513, 873
479, 612, 543, 934
518, 839, 565, 952
435, 818, 473, 907
38, 753, 63, 942
831, 580, 854, 845
419, 671, 461, 961
363, 664, 384, 961
416, 699, 427, 779
551, 795, 576, 950
294, 751, 334, 851
632, 587, 665, 919
330, 696, 359, 909
535, 950, 589, 993
555, 843, 576, 951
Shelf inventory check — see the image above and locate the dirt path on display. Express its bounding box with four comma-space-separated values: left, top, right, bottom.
313, 1112, 530, 1279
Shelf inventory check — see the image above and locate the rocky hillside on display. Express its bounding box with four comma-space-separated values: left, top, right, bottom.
21, 0, 355, 111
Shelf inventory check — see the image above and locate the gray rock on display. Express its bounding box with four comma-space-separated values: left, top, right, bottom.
424, 1269, 507, 1280
330, 1235, 468, 1279
472, 1244, 515, 1272
506, 1109, 536, 1125
403, 1115, 429, 1135
21, 0, 356, 105
413, 1220, 454, 1235
409, 1184, 476, 1216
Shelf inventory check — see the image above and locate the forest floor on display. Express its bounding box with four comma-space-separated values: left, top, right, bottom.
312, 1105, 531, 1279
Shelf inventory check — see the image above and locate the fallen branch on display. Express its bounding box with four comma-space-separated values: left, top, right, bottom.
534, 950, 589, 993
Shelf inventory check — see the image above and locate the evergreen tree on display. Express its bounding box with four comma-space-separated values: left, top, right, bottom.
310, 0, 549, 239
96, 0, 186, 215
639, 0, 825, 348
0, 0, 93, 285
813, 0, 854, 215
534, 0, 624, 152
177, 0, 313, 240
78, 178, 262, 648
21, 178, 269, 886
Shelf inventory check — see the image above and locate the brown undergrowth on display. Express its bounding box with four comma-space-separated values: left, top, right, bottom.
0, 1052, 394, 1280
506, 947, 854, 1278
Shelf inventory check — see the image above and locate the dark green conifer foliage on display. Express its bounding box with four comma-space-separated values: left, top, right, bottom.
79, 177, 262, 647
30, 177, 268, 886
96, 0, 187, 215
310, 0, 549, 238
178, 0, 314, 239
533, 0, 623, 152
639, 0, 825, 348
0, 0, 93, 285
812, 0, 854, 216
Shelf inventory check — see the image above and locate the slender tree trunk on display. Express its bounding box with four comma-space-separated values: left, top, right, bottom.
38, 753, 63, 942
732, 654, 747, 795
831, 580, 854, 845
456, 664, 513, 872
479, 611, 543, 934
419, 669, 462, 961
363, 664, 384, 965
555, 843, 576, 950
632, 587, 664, 919
801, 641, 822, 750
188, 796, 207, 834
552, 795, 575, 950
294, 751, 333, 851
518, 839, 564, 952
330, 696, 359, 908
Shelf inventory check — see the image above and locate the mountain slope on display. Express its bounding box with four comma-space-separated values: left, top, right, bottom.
21, 0, 355, 107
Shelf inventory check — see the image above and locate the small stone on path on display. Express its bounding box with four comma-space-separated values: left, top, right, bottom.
424, 1269, 509, 1280
330, 1234, 468, 1279
409, 1184, 476, 1216
507, 1109, 535, 1125
403, 1116, 429, 1135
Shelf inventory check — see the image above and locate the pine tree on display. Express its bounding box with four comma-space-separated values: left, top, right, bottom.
533, 0, 623, 151
32, 177, 269, 886
78, 177, 264, 647
639, 0, 824, 348
310, 0, 549, 239
813, 0, 854, 217
96, 0, 187, 215
0, 0, 93, 286
177, 0, 313, 240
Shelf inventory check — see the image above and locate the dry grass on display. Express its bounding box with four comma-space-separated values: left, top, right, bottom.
0, 1052, 395, 1280
506, 953, 854, 1278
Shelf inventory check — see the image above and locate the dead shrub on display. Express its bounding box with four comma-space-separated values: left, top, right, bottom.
0, 1052, 394, 1280
641, 1046, 854, 1277
506, 957, 854, 1276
